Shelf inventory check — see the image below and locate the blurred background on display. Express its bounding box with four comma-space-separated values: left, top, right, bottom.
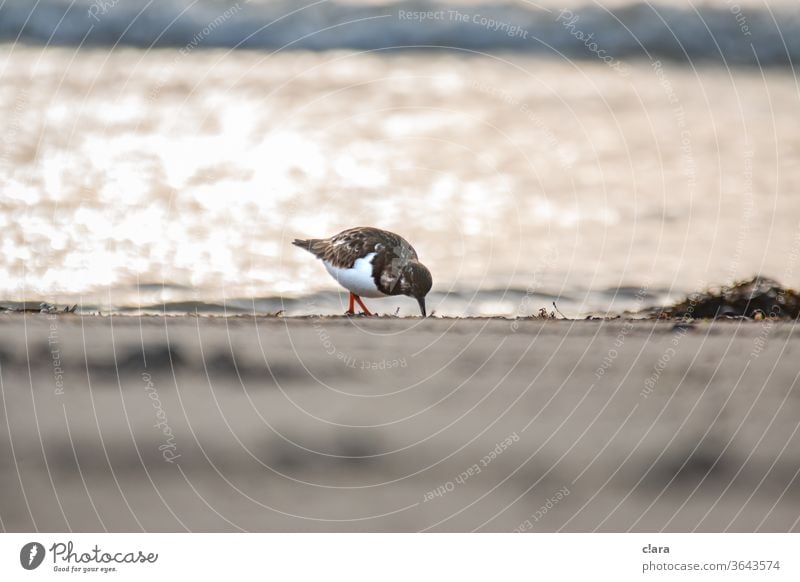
1, 0, 799, 316
2, 0, 800, 535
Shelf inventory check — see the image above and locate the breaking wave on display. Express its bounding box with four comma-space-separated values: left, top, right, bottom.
1, 0, 798, 66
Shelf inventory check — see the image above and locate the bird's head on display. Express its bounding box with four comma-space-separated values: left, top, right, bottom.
399, 261, 432, 317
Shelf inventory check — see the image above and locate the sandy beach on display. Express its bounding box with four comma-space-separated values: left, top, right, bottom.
1, 314, 798, 532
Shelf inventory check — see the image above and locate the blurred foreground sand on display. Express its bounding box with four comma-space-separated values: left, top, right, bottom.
1, 315, 798, 532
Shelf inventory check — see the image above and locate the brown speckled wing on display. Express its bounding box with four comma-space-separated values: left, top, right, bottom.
294, 227, 417, 268
293, 227, 419, 295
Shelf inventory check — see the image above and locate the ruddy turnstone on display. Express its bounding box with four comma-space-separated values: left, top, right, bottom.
293, 226, 432, 316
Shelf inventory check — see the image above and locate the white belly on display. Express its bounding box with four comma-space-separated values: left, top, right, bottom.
323, 252, 385, 298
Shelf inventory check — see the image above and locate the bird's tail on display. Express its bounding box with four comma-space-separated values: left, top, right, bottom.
292, 238, 322, 253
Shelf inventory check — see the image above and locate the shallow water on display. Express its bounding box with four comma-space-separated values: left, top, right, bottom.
1, 37, 799, 316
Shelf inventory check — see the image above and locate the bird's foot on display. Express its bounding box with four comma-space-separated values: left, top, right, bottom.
353, 295, 373, 315
345, 293, 373, 316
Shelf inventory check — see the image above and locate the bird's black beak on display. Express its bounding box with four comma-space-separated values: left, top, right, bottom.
418, 297, 427, 317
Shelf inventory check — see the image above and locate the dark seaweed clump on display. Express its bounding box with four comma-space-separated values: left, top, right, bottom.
651, 277, 800, 320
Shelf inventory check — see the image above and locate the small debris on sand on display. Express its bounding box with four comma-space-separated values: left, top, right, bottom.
1, 303, 77, 314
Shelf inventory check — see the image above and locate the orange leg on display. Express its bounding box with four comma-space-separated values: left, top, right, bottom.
346, 293, 356, 315
353, 295, 373, 315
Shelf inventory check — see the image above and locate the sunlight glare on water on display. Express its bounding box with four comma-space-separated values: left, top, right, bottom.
1, 43, 799, 314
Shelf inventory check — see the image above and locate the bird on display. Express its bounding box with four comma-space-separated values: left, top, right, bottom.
293, 226, 432, 316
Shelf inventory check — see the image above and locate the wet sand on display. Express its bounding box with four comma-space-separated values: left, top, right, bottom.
1, 314, 799, 532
